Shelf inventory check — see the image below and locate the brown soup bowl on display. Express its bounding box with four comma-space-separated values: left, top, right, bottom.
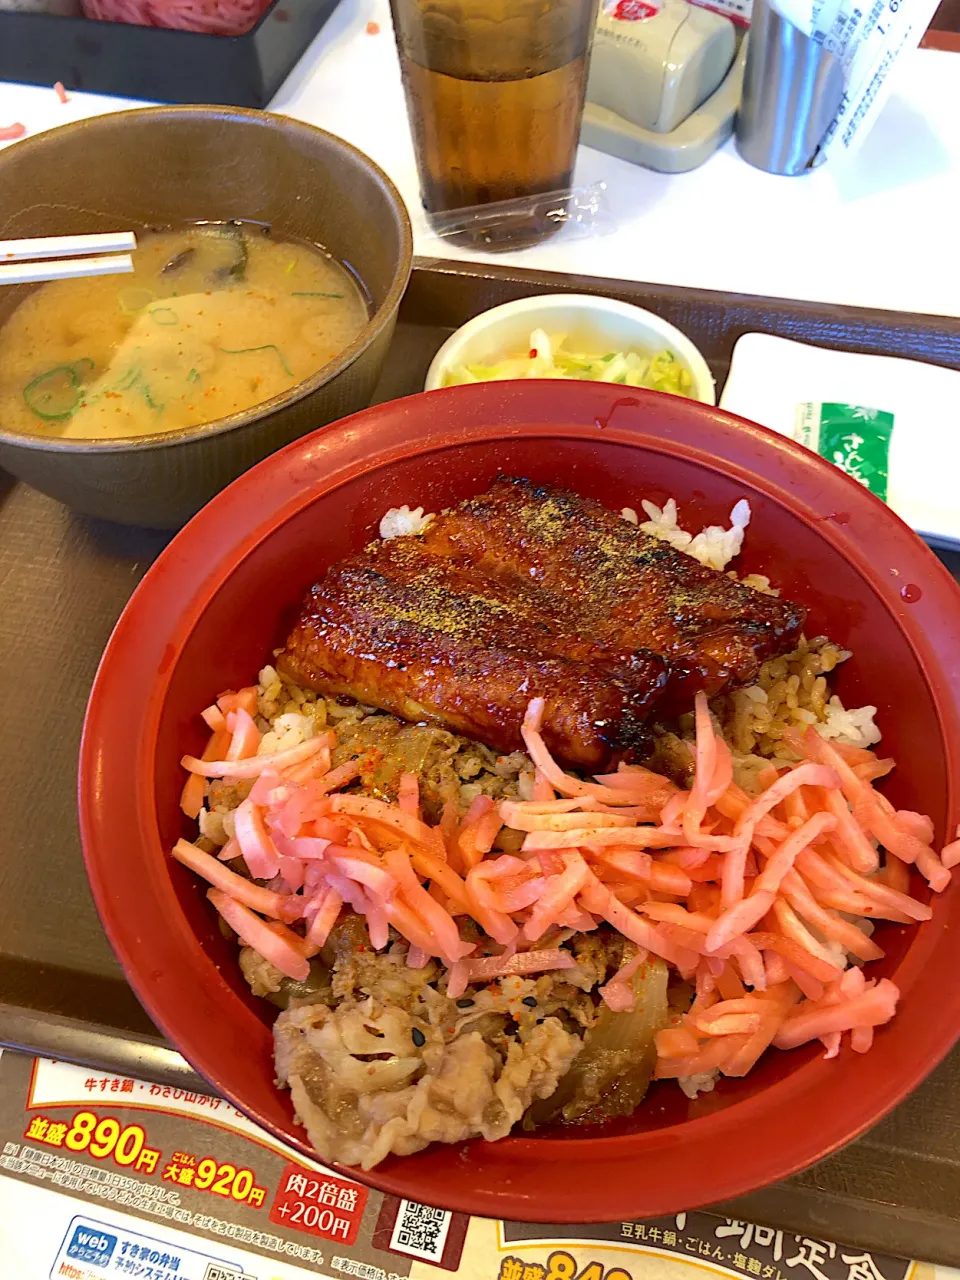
0, 106, 412, 528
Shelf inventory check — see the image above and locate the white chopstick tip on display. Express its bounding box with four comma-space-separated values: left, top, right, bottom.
0, 253, 135, 287
0, 231, 138, 263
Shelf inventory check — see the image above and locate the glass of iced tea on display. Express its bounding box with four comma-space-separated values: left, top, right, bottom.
389, 0, 600, 250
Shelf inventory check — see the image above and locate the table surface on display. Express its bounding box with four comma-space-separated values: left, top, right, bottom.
0, 0, 959, 319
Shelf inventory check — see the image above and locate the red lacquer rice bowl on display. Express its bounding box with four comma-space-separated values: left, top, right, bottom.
79, 381, 960, 1221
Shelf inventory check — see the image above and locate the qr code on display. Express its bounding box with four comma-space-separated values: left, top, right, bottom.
389, 1199, 451, 1262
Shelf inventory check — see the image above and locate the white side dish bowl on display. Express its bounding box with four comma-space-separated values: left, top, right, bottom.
424, 293, 716, 405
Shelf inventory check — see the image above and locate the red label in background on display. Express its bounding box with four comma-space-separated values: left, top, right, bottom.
608, 0, 661, 18
269, 1162, 367, 1246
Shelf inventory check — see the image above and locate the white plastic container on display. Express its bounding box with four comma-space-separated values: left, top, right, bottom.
424, 293, 716, 405
720, 332, 960, 550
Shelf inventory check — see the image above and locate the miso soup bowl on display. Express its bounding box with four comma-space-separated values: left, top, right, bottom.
0, 106, 412, 528
80, 381, 960, 1221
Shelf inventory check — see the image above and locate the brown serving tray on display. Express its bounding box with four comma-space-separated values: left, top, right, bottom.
2, 260, 960, 1262
922, 0, 960, 49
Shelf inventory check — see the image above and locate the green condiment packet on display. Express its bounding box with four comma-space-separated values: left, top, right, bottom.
794, 402, 894, 501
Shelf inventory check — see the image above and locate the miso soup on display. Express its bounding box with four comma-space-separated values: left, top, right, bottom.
0, 223, 369, 440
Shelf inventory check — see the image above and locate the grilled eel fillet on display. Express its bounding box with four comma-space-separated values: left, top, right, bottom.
419, 476, 806, 704
278, 536, 669, 771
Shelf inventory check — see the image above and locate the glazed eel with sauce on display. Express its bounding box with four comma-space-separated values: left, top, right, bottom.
278, 477, 805, 768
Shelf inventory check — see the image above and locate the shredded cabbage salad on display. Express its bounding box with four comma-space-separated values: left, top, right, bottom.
443, 328, 694, 397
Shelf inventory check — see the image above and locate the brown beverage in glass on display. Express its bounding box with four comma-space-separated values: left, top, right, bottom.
390, 0, 599, 250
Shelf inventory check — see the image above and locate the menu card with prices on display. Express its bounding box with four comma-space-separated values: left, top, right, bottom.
0, 1051, 950, 1280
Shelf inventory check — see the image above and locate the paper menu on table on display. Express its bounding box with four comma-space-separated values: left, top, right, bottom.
719, 333, 960, 550
0, 1049, 939, 1280
768, 0, 941, 162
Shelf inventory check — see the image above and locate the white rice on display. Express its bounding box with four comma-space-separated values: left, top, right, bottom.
198, 806, 227, 845
380, 505, 435, 540
678, 1069, 720, 1100
722, 662, 880, 756
626, 497, 752, 572
817, 696, 882, 749
740, 573, 776, 594
257, 710, 317, 756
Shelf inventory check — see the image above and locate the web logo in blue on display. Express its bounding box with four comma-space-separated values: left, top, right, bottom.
66, 1225, 117, 1268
